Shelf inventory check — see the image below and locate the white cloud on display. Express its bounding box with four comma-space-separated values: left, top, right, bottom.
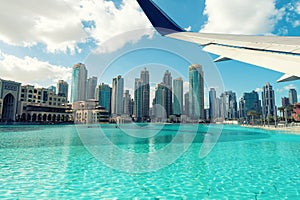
0, 51, 71, 86
297, 2, 300, 14
0, 0, 152, 54
0, 0, 87, 54
255, 88, 263, 93
201, 0, 284, 34
184, 26, 192, 31
74, 0, 153, 53
284, 84, 296, 90
293, 20, 300, 27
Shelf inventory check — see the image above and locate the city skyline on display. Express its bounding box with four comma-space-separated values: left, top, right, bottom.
1, 0, 300, 112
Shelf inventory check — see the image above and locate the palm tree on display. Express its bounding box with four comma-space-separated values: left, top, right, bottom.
247, 110, 258, 125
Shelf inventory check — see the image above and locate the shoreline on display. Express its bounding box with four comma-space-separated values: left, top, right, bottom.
241, 124, 300, 135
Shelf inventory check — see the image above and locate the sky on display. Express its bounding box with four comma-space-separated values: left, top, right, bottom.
0, 0, 300, 108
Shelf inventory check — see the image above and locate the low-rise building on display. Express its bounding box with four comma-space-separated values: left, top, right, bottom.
293, 103, 300, 122
73, 100, 109, 124
18, 85, 73, 123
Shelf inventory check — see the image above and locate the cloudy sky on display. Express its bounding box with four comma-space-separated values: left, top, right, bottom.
0, 0, 300, 106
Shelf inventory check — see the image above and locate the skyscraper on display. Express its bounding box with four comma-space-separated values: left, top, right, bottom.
87, 76, 98, 99
140, 68, 150, 120
163, 70, 172, 117
289, 89, 298, 105
47, 86, 56, 94
209, 88, 217, 120
57, 80, 69, 101
153, 83, 168, 120
133, 68, 150, 121
123, 90, 132, 115
188, 64, 204, 119
243, 90, 261, 116
239, 98, 245, 119
71, 63, 87, 102
220, 91, 237, 120
262, 82, 276, 118
184, 92, 189, 116
282, 97, 290, 107
134, 78, 143, 121
173, 77, 183, 116
111, 75, 124, 115
96, 83, 112, 114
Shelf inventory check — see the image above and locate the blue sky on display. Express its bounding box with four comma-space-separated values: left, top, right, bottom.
0, 0, 300, 107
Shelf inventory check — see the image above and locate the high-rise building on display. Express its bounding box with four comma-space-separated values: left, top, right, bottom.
282, 97, 290, 107
153, 83, 168, 120
96, 83, 112, 115
87, 76, 98, 100
163, 70, 172, 117
289, 89, 298, 105
188, 64, 204, 119
47, 86, 56, 94
239, 98, 245, 119
262, 82, 276, 118
111, 75, 124, 115
220, 91, 237, 120
184, 92, 189, 116
57, 80, 69, 100
133, 68, 150, 121
134, 78, 143, 121
243, 90, 261, 117
140, 68, 150, 120
209, 88, 217, 120
71, 63, 87, 102
173, 77, 183, 116
123, 90, 132, 115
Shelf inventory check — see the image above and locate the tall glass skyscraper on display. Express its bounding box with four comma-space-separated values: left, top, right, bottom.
184, 92, 189, 116
96, 83, 112, 114
111, 75, 124, 115
289, 89, 298, 105
188, 64, 204, 120
209, 88, 217, 120
141, 68, 150, 121
163, 70, 172, 117
262, 82, 276, 118
243, 90, 261, 116
134, 78, 143, 121
220, 91, 237, 120
173, 77, 183, 116
57, 80, 69, 101
71, 63, 87, 103
87, 76, 98, 100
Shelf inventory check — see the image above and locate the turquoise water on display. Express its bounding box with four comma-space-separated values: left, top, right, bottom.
0, 124, 300, 199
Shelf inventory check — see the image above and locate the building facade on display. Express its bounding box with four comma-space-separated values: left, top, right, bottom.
163, 70, 172, 118
123, 90, 132, 116
262, 82, 276, 118
188, 64, 204, 120
209, 88, 217, 120
0, 79, 21, 122
220, 91, 237, 120
96, 83, 112, 115
73, 100, 109, 124
87, 76, 98, 100
289, 89, 298, 105
71, 63, 87, 102
173, 77, 183, 116
140, 68, 150, 121
111, 75, 124, 115
18, 85, 72, 123
57, 80, 69, 100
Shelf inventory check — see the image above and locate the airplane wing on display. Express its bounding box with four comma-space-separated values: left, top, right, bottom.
136, 0, 300, 82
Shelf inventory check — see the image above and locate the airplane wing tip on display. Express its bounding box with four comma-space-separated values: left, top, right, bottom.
136, 0, 185, 35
